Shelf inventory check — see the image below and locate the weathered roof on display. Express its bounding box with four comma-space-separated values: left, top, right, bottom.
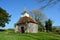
16, 8, 37, 24
16, 16, 37, 24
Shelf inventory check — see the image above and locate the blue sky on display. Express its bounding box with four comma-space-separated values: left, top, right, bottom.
0, 0, 60, 28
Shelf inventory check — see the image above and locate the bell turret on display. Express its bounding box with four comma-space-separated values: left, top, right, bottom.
21, 8, 29, 17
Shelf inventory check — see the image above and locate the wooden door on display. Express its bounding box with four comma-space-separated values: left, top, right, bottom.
21, 27, 24, 33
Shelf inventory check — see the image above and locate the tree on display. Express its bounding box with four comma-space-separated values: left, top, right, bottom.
29, 9, 47, 23
45, 19, 52, 32
36, 19, 44, 31
48, 19, 52, 32
45, 20, 49, 32
0, 7, 11, 27
35, 0, 60, 10
52, 26, 56, 32
29, 9, 47, 31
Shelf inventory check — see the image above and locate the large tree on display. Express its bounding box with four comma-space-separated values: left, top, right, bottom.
0, 7, 11, 27
29, 9, 47, 24
45, 19, 52, 32
29, 9, 47, 31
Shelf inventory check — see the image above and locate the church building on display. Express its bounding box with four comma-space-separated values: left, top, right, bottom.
15, 9, 38, 33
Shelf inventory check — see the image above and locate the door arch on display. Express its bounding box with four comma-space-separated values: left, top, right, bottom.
21, 27, 25, 33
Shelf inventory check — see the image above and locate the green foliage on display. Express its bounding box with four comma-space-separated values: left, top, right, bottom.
36, 19, 45, 32
45, 19, 52, 32
7, 28, 14, 31
52, 27, 56, 32
14, 24, 16, 27
0, 7, 11, 27
56, 30, 60, 35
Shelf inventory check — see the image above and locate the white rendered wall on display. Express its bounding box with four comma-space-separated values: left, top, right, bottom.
15, 25, 18, 32
15, 24, 27, 33
15, 23, 38, 33
21, 12, 29, 17
28, 23, 38, 33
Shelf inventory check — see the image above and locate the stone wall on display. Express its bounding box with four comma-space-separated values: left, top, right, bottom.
28, 23, 38, 33
15, 23, 38, 33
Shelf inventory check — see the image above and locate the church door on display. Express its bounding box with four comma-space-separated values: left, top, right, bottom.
21, 27, 24, 33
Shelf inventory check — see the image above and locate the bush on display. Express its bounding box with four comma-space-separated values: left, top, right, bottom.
0, 29, 6, 32
56, 30, 60, 34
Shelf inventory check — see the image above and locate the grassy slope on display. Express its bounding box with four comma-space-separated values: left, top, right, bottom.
0, 31, 60, 40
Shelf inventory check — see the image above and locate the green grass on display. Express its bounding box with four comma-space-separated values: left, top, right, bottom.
0, 31, 60, 40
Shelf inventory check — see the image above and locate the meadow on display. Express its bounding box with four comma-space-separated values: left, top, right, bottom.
0, 31, 60, 40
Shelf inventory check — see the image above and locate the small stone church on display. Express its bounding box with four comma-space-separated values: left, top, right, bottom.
15, 8, 38, 33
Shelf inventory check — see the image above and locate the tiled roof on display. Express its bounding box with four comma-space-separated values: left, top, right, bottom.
16, 16, 37, 24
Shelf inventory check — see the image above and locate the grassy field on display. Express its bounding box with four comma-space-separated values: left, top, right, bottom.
0, 31, 60, 40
